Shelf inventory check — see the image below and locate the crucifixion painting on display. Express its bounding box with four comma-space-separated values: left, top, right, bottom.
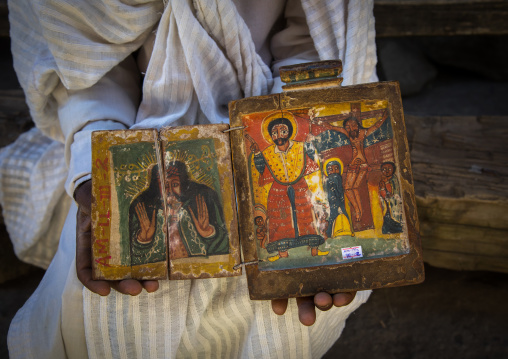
242, 99, 407, 271
312, 102, 389, 232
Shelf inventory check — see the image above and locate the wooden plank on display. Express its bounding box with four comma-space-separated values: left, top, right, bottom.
407, 115, 508, 203
0, 90, 33, 148
423, 249, 508, 273
374, 0, 508, 37
407, 115, 508, 273
417, 197, 508, 230
421, 221, 508, 257
2, 1, 508, 38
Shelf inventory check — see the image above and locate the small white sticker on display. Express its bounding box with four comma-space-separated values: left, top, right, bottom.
341, 246, 363, 259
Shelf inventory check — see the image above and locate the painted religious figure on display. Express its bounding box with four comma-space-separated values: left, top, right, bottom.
128, 164, 167, 266
240, 99, 409, 271
255, 216, 268, 249
247, 115, 328, 262
379, 161, 403, 234
165, 160, 229, 258
91, 125, 240, 280
92, 135, 168, 280
312, 103, 389, 231
322, 159, 352, 238
160, 125, 240, 280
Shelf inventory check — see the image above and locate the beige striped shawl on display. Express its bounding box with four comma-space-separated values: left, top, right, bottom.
9, 0, 376, 139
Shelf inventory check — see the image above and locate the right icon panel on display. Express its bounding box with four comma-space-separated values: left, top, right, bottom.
241, 99, 409, 271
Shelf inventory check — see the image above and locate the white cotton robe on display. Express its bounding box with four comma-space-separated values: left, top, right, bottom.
5, 0, 377, 357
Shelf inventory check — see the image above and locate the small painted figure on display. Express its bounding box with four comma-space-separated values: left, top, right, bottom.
379, 161, 403, 234
315, 209, 329, 240
165, 161, 229, 258
316, 104, 389, 223
128, 164, 166, 265
254, 216, 268, 248
248, 117, 328, 262
323, 160, 353, 238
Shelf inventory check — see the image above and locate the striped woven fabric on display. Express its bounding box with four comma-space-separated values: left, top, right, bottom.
0, 128, 69, 268
83, 276, 371, 358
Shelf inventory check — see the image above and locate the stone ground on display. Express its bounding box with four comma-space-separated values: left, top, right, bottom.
1, 36, 508, 358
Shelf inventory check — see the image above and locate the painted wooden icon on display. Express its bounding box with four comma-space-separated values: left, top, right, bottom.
91, 125, 241, 280
91, 61, 424, 300
160, 125, 241, 279
92, 130, 167, 280
241, 100, 409, 272
229, 60, 424, 300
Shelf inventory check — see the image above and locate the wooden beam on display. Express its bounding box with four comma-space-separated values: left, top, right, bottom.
423, 249, 508, 272
375, 0, 508, 37
406, 114, 508, 273
421, 221, 508, 257
2, 1, 508, 38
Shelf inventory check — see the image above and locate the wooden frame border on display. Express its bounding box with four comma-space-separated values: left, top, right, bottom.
229, 81, 424, 300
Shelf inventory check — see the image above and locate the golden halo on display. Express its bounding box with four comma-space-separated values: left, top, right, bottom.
323, 157, 344, 176
254, 204, 267, 221
261, 111, 297, 143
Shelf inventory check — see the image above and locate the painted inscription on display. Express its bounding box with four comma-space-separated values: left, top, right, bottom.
94, 155, 112, 268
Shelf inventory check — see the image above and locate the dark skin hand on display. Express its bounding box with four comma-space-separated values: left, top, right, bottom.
272, 292, 357, 326
75, 180, 159, 296
75, 180, 356, 322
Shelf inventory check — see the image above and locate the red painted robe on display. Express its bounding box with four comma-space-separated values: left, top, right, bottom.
256, 141, 320, 245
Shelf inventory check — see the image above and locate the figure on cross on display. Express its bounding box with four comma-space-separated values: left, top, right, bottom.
312, 103, 389, 223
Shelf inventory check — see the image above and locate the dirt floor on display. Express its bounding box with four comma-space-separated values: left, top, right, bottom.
324, 264, 508, 359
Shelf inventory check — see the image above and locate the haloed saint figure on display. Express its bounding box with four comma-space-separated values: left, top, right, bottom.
249, 117, 328, 262
323, 160, 352, 238
165, 161, 229, 258
128, 164, 166, 265
379, 161, 403, 234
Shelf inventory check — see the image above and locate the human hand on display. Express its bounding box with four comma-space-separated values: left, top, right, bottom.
245, 134, 260, 153
135, 202, 156, 243
271, 292, 357, 326
310, 118, 324, 126
75, 180, 159, 296
189, 195, 215, 237
251, 143, 260, 153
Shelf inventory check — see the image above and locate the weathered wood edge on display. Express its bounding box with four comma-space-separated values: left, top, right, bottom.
374, 1, 508, 37
229, 94, 281, 267
229, 81, 425, 300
